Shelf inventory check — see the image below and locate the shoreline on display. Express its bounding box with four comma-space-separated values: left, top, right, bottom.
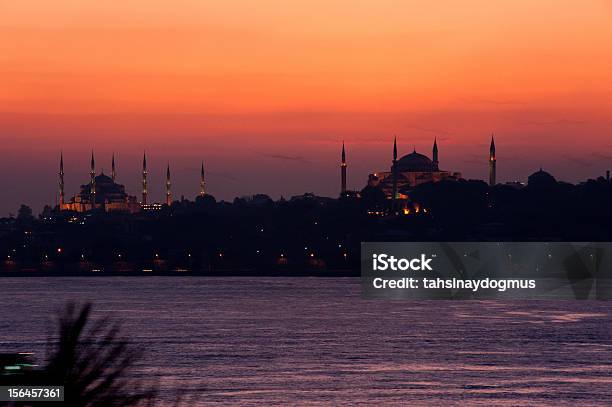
0, 269, 360, 278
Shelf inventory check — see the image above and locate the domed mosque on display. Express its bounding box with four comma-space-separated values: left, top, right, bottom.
60, 152, 141, 213
527, 168, 557, 188
59, 151, 208, 213
367, 137, 462, 199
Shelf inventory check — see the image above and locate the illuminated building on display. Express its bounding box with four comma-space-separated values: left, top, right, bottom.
142, 152, 148, 205
200, 161, 206, 197
59, 152, 65, 207
340, 142, 347, 195
368, 138, 462, 200
111, 153, 117, 182
337, 142, 361, 199
489, 134, 496, 186
58, 152, 209, 213
165, 163, 172, 206
141, 203, 164, 212
60, 152, 140, 213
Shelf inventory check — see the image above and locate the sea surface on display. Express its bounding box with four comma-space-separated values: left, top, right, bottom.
0, 277, 611, 406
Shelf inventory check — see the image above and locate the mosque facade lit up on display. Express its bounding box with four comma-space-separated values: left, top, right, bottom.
59, 152, 207, 213
367, 138, 464, 200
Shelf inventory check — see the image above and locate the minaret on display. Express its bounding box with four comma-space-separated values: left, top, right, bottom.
489, 134, 496, 186
432, 138, 439, 171
142, 152, 148, 205
111, 153, 116, 182
392, 136, 398, 207
340, 142, 347, 195
90, 150, 96, 207
59, 152, 65, 208
200, 161, 206, 197
166, 163, 172, 206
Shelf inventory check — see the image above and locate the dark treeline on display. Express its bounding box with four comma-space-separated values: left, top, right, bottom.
1, 175, 612, 274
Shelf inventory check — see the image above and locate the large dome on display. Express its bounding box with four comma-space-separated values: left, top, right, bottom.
94, 173, 114, 185
80, 172, 127, 203
395, 151, 435, 172
528, 169, 557, 187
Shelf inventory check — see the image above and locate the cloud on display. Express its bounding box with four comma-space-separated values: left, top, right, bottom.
519, 119, 587, 126
308, 135, 443, 146
403, 124, 453, 137
177, 166, 201, 173
561, 154, 593, 168
591, 152, 612, 161
260, 153, 310, 163
462, 158, 485, 165
207, 171, 237, 181
459, 98, 528, 106
461, 151, 523, 166
461, 153, 487, 166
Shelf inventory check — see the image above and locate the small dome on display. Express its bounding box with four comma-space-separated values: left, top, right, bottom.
528, 169, 557, 187
395, 151, 434, 172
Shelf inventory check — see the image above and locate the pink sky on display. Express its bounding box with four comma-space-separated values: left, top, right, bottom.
1, 1, 612, 214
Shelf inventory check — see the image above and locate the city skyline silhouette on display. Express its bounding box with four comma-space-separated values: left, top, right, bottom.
2, 1, 612, 214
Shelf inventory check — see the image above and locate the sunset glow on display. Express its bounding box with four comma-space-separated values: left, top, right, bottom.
1, 1, 612, 213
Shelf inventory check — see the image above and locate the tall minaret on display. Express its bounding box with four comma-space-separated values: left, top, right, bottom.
340, 142, 347, 195
142, 152, 148, 204
489, 134, 496, 186
111, 153, 116, 182
165, 163, 172, 206
200, 161, 206, 197
90, 150, 96, 207
392, 136, 398, 207
59, 152, 65, 208
432, 137, 439, 171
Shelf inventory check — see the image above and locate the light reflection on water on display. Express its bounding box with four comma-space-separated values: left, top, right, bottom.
0, 277, 610, 406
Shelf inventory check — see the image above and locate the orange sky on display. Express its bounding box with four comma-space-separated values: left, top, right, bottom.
1, 1, 612, 214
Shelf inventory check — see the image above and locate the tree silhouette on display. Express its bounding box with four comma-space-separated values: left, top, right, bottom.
16, 205, 34, 224
43, 302, 156, 406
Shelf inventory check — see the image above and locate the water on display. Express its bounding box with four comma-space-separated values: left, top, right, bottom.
1, 277, 611, 406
